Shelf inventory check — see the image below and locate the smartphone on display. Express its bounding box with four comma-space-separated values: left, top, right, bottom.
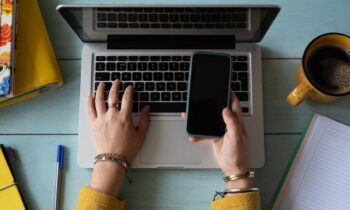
186, 52, 232, 138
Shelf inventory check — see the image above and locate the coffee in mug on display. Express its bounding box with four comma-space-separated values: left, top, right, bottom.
287, 33, 350, 106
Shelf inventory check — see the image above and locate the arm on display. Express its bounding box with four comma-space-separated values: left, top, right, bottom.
185, 93, 260, 210
76, 80, 150, 210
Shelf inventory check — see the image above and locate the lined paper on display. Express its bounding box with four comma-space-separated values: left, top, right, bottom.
273, 114, 350, 210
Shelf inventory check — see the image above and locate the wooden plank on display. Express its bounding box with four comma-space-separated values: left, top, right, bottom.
0, 134, 301, 210
39, 0, 350, 59
2, 60, 350, 134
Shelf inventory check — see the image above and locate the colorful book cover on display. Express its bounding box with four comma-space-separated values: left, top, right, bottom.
0, 0, 16, 97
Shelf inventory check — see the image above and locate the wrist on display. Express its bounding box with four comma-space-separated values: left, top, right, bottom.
90, 161, 126, 196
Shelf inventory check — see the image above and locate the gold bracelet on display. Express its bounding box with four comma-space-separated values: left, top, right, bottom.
94, 153, 130, 173
225, 187, 260, 194
223, 171, 255, 182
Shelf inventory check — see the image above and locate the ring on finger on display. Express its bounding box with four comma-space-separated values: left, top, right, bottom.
108, 102, 119, 109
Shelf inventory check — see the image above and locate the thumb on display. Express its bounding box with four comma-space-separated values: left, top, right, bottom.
222, 107, 241, 136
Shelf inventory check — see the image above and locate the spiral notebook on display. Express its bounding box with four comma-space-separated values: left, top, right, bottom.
273, 114, 350, 210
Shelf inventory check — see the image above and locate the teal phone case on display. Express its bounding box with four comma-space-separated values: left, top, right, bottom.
186, 51, 233, 138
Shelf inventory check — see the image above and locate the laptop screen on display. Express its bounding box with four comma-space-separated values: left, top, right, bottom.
57, 5, 280, 43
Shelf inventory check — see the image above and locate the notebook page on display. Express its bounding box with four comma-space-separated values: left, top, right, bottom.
273, 114, 350, 210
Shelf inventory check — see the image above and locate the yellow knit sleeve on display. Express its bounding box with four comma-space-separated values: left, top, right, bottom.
211, 192, 260, 210
75, 187, 125, 210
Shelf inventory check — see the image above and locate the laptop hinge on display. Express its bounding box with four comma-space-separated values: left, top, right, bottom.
107, 35, 235, 49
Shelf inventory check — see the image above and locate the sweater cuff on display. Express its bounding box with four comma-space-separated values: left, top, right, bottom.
76, 186, 125, 210
211, 191, 260, 210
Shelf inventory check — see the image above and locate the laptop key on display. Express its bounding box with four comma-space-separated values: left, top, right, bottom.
148, 63, 158, 71
156, 82, 166, 91
161, 92, 171, 101
132, 72, 142, 81
150, 23, 161, 28
111, 72, 121, 80
177, 82, 187, 91
170, 62, 179, 70
237, 56, 248, 61
145, 82, 155, 91
127, 63, 137, 71
232, 82, 240, 91
172, 56, 182, 61
151, 92, 160, 101
159, 63, 169, 71
122, 73, 132, 81
129, 23, 139, 28
175, 72, 184, 81
161, 56, 171, 61
150, 56, 161, 61
96, 56, 106, 61
117, 14, 127, 22
154, 72, 163, 81
164, 72, 174, 81
117, 63, 127, 71
107, 56, 117, 61
182, 92, 188, 101
108, 13, 117, 21
118, 23, 128, 28
97, 13, 107, 21
138, 62, 148, 71
233, 62, 248, 71
242, 107, 249, 113
172, 92, 182, 101
143, 73, 152, 81
167, 82, 176, 91
180, 62, 189, 71
134, 82, 144, 91
140, 92, 150, 101
118, 56, 127, 61
139, 56, 149, 61
129, 56, 138, 61
106, 63, 116, 71
96, 63, 106, 71
236, 92, 248, 101
95, 72, 110, 81
140, 23, 150, 28
183, 56, 191, 61
140, 102, 186, 113
105, 82, 112, 91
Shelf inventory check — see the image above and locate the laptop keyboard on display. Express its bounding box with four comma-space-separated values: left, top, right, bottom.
95, 8, 248, 30
94, 54, 250, 113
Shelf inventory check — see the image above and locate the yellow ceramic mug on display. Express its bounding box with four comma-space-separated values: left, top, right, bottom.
287, 33, 350, 106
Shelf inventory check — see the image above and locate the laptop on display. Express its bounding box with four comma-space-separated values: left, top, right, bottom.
57, 5, 280, 168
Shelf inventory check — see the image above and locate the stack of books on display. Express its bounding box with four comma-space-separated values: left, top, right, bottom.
0, 0, 63, 107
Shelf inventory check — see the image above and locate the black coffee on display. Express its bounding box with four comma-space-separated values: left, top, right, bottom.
306, 45, 350, 94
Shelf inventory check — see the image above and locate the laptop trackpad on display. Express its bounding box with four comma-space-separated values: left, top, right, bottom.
140, 120, 201, 164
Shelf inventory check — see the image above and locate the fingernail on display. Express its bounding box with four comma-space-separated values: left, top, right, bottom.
224, 107, 232, 116
99, 82, 104, 86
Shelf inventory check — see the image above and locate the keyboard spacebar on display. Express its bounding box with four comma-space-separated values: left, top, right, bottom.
140, 102, 186, 113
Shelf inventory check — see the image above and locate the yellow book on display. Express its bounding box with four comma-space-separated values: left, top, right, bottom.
0, 0, 63, 107
0, 145, 26, 210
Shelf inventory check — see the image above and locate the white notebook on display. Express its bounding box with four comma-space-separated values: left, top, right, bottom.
273, 114, 350, 210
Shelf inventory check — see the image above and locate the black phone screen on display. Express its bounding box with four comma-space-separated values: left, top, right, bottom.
186, 53, 232, 137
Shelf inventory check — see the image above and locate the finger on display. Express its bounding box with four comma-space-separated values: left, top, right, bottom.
181, 112, 186, 119
189, 136, 207, 143
137, 105, 150, 139
87, 96, 97, 121
120, 85, 133, 115
211, 138, 223, 156
107, 80, 120, 111
95, 82, 107, 115
230, 92, 247, 135
222, 107, 242, 137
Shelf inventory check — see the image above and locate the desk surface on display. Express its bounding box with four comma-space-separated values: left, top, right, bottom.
1, 0, 350, 209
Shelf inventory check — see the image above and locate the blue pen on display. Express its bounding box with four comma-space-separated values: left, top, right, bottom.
54, 145, 64, 210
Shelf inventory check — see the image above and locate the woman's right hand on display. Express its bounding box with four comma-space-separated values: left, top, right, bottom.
183, 92, 251, 188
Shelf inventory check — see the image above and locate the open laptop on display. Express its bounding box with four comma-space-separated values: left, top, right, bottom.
57, 5, 280, 168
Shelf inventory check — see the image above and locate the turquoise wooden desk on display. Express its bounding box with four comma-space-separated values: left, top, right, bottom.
1, 0, 350, 209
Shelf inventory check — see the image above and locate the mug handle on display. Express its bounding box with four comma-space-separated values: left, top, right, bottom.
286, 81, 312, 106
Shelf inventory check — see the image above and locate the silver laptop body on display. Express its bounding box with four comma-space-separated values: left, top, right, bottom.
57, 5, 280, 168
